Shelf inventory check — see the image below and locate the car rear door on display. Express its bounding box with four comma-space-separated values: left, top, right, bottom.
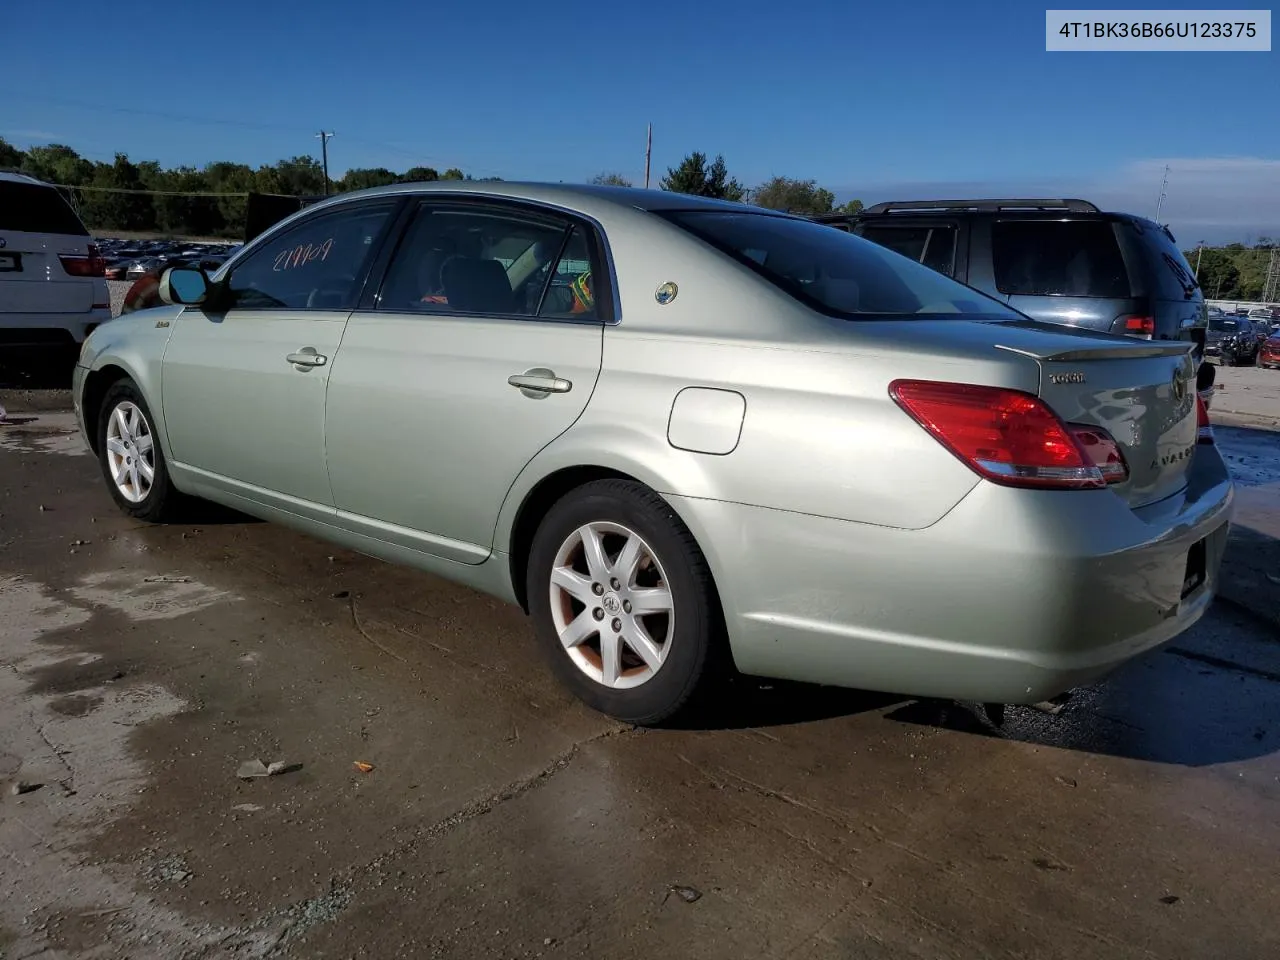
0, 180, 97, 320
323, 198, 606, 564
160, 198, 399, 518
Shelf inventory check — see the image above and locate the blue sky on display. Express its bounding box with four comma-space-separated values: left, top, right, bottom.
4, 0, 1277, 242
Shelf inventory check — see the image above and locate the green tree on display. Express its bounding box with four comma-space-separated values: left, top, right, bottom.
400, 166, 440, 182
441, 168, 465, 181
661, 152, 745, 201
21, 144, 93, 186
751, 176, 835, 215
0, 137, 26, 170
591, 172, 632, 187
835, 198, 864, 215
80, 153, 152, 231
339, 167, 400, 192
258, 156, 326, 197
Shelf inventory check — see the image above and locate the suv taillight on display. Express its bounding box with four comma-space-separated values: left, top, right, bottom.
1196, 393, 1214, 444
889, 380, 1113, 490
1121, 315, 1155, 338
59, 243, 106, 277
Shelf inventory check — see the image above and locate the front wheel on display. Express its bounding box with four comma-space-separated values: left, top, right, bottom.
96, 379, 186, 522
526, 479, 724, 725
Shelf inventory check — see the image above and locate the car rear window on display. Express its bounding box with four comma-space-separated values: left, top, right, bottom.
991, 220, 1133, 299
658, 210, 1011, 319
1127, 220, 1201, 301
0, 181, 90, 236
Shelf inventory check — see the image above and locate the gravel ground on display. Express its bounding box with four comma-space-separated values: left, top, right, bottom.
108, 279, 132, 317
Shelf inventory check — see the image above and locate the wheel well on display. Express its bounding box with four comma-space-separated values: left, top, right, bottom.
507, 465, 637, 613
80, 364, 132, 455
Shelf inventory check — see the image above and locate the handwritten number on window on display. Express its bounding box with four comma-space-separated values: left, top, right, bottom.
272, 237, 334, 272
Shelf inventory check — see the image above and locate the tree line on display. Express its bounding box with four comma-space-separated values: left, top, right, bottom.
1186, 243, 1276, 303
0, 138, 862, 240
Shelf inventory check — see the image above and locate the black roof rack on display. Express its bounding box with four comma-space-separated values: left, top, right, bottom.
861, 198, 1100, 215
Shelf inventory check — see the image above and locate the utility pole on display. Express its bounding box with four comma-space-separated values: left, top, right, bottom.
1154, 164, 1169, 222
1263, 246, 1280, 303
1194, 240, 1205, 279
643, 123, 652, 190
315, 131, 335, 196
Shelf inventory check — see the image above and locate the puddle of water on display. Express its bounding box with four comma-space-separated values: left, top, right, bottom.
0, 427, 89, 457
0, 575, 275, 958
69, 570, 236, 622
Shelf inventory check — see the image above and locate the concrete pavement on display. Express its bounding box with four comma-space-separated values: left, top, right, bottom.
1, 400, 1278, 959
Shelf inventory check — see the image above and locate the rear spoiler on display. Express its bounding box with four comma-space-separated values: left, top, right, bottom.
994, 341, 1194, 362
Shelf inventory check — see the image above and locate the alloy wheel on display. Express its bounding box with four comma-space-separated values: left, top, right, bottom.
548, 521, 675, 689
104, 400, 156, 503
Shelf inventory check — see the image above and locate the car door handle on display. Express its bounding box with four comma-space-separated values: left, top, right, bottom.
508, 371, 572, 395
287, 349, 327, 368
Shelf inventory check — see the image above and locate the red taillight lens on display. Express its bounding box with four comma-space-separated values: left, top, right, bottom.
889, 380, 1106, 489
1122, 315, 1155, 337
1068, 424, 1129, 484
59, 243, 107, 277
1196, 392, 1214, 444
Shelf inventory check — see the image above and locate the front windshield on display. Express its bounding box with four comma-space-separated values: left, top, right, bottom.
658, 209, 1018, 319
1209, 317, 1241, 332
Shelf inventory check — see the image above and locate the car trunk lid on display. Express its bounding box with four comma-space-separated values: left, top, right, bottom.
991, 323, 1197, 508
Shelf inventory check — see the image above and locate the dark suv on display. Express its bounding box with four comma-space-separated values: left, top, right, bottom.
816, 199, 1207, 356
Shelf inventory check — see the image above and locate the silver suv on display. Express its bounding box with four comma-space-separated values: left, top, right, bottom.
0, 172, 111, 348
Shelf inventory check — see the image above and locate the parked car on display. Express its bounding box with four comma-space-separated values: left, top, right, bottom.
815, 199, 1207, 352
1205, 315, 1258, 365
0, 172, 112, 347
1259, 331, 1280, 369
72, 183, 1232, 725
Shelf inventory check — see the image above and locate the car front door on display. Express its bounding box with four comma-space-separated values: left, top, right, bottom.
161, 199, 398, 518
323, 199, 606, 563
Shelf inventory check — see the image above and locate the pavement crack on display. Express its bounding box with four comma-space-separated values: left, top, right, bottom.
347, 597, 409, 664
390, 724, 633, 849
1166, 646, 1280, 683
31, 711, 76, 788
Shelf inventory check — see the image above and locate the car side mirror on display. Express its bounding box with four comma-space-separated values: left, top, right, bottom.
159, 266, 210, 306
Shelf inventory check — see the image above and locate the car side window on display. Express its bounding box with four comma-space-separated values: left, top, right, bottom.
375, 204, 573, 317
858, 225, 957, 276
223, 202, 395, 311
538, 227, 598, 320
991, 220, 1132, 299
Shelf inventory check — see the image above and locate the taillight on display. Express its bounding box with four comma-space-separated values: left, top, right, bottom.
889, 380, 1107, 490
1068, 424, 1129, 484
1122, 315, 1155, 338
1196, 392, 1214, 444
59, 243, 107, 277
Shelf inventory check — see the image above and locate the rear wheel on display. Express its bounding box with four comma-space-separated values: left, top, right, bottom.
96, 379, 185, 522
527, 479, 723, 725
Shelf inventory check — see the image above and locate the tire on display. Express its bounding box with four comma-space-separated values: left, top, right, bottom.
526, 479, 724, 726
96, 378, 186, 523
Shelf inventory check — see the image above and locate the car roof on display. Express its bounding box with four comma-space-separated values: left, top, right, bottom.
0, 170, 55, 187
303, 180, 781, 221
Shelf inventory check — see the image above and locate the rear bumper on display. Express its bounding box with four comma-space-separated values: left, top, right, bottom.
671, 446, 1234, 704
0, 309, 113, 346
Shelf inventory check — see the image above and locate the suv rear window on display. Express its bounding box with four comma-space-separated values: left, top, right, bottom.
858, 224, 958, 275
991, 220, 1132, 298
658, 210, 1013, 318
1129, 220, 1201, 301
0, 181, 89, 236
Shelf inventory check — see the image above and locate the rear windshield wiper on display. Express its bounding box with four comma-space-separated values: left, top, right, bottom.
1162, 253, 1198, 297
